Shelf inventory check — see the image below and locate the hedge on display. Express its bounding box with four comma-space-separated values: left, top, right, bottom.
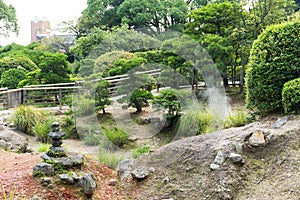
246, 21, 300, 113
282, 78, 300, 114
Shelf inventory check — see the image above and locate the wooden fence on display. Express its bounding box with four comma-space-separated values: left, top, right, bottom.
0, 69, 162, 110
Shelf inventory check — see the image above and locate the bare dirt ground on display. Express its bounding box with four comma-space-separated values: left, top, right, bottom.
127, 115, 300, 200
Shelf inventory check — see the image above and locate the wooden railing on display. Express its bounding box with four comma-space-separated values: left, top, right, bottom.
0, 69, 162, 110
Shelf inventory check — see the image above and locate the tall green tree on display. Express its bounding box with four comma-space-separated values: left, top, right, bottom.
77, 0, 124, 35
0, 0, 18, 37
37, 52, 71, 84
95, 80, 111, 114
117, 0, 188, 33
70, 28, 109, 60
185, 2, 240, 86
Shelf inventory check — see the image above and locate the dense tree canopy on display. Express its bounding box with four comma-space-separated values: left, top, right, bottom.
117, 0, 188, 33
0, 0, 18, 37
0, 44, 71, 87
77, 0, 124, 34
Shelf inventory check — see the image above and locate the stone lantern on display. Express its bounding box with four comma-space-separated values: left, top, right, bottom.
46, 122, 66, 157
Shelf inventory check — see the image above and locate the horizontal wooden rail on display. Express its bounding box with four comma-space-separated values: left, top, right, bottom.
0, 69, 162, 109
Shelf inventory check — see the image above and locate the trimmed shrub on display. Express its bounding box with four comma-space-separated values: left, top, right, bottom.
246, 21, 300, 114
282, 78, 300, 113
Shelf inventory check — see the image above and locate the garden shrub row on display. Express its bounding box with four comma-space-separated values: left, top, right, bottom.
246, 20, 300, 114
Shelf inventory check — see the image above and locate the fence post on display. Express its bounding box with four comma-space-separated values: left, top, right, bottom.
21, 89, 24, 105
7, 92, 10, 109
59, 89, 62, 110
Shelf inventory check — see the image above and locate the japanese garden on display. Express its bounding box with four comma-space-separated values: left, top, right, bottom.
0, 0, 300, 199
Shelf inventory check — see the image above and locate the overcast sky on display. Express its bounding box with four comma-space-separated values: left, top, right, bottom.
1, 0, 87, 46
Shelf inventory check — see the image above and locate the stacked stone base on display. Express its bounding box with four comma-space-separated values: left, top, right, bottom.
33, 152, 96, 198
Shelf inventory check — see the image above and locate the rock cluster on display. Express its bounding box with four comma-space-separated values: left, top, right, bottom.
117, 159, 153, 181
32, 122, 96, 198
210, 150, 243, 171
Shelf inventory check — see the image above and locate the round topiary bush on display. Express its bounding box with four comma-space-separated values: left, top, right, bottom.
246, 21, 300, 114
282, 78, 300, 114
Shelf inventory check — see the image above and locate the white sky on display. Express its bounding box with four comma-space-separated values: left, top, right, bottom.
1, 0, 87, 46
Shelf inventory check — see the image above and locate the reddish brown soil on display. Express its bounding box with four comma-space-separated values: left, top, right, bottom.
0, 149, 134, 199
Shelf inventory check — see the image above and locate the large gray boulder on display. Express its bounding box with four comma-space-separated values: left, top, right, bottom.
79, 174, 96, 197
117, 159, 134, 180
33, 163, 55, 176
0, 129, 28, 152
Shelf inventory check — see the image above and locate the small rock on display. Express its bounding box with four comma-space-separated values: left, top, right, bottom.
48, 184, 54, 189
149, 117, 161, 123
213, 151, 225, 165
59, 174, 74, 184
71, 154, 84, 168
123, 119, 131, 124
149, 167, 155, 172
33, 163, 54, 176
56, 157, 73, 169
41, 177, 51, 186
30, 196, 42, 200
128, 135, 138, 142
163, 177, 170, 184
72, 172, 81, 181
249, 130, 266, 147
46, 146, 66, 158
210, 163, 220, 170
272, 116, 291, 129
41, 153, 83, 169
229, 153, 243, 164
108, 178, 118, 186
121, 104, 128, 110
117, 159, 134, 180
79, 174, 96, 197
8, 123, 15, 128
41, 153, 52, 161
136, 117, 150, 125
55, 110, 63, 115
131, 167, 149, 180
235, 143, 243, 154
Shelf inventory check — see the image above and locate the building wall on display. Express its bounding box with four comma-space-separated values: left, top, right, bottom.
31, 19, 51, 43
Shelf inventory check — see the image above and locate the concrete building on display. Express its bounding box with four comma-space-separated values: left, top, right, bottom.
31, 17, 51, 43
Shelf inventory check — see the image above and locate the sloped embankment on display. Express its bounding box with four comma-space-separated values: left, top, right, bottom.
129, 115, 300, 200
